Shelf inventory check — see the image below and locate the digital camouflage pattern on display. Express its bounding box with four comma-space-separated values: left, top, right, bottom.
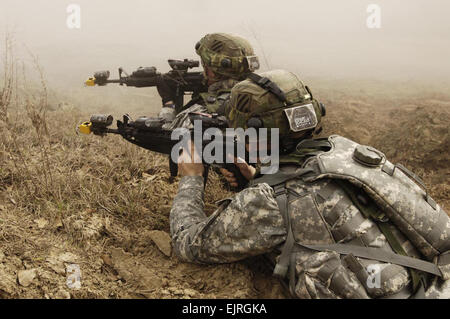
308, 135, 450, 262
195, 33, 259, 81
226, 69, 323, 137
284, 172, 416, 298
170, 176, 285, 263
169, 136, 450, 299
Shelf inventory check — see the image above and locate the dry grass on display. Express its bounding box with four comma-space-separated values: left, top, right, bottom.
0, 40, 248, 298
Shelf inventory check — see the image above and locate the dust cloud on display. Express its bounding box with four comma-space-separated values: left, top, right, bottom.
1, 0, 449, 88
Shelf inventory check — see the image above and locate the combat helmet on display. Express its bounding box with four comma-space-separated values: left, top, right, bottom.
195, 33, 260, 81
227, 69, 326, 151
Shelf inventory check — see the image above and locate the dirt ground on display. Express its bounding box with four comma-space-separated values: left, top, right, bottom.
0, 78, 448, 299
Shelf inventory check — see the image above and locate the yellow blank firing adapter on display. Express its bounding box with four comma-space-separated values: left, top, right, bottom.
85, 77, 96, 86
78, 121, 92, 134
85, 71, 110, 86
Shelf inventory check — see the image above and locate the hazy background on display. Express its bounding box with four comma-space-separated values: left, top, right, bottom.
1, 0, 450, 90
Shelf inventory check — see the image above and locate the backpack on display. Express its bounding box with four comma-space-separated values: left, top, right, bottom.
252, 135, 450, 297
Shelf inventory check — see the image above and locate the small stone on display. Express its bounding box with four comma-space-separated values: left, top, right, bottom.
17, 269, 37, 287
183, 288, 196, 297
148, 230, 172, 257
46, 257, 66, 275
168, 287, 183, 295
161, 289, 170, 295
46, 250, 68, 275
33, 218, 48, 229
54, 289, 71, 299
0, 251, 5, 263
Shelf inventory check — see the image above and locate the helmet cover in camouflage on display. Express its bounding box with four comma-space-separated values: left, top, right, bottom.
195, 33, 260, 80
227, 69, 323, 137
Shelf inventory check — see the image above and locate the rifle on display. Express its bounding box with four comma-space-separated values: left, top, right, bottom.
85, 59, 208, 113
78, 113, 249, 190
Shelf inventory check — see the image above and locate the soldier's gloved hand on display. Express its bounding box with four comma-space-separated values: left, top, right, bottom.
219, 158, 256, 188
178, 141, 205, 177
156, 77, 177, 105
158, 103, 176, 122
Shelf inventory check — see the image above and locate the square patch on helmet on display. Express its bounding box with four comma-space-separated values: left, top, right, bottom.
245, 55, 260, 72
283, 103, 318, 132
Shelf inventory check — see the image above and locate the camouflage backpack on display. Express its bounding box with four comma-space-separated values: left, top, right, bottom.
227, 69, 324, 138
252, 136, 449, 298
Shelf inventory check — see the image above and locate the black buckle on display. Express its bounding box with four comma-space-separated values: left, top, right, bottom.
274, 185, 287, 197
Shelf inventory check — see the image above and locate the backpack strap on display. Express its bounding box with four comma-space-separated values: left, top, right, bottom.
272, 185, 294, 280
250, 168, 315, 187
296, 243, 442, 277
247, 73, 287, 103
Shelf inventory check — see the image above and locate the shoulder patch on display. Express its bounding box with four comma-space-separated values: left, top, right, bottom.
283, 103, 318, 132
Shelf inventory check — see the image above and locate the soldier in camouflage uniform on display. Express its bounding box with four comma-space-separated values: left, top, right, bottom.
170, 69, 450, 299
159, 33, 260, 128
